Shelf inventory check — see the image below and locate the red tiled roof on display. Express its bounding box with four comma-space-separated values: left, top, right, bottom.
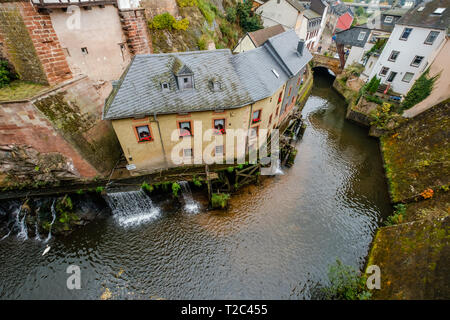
336, 12, 353, 31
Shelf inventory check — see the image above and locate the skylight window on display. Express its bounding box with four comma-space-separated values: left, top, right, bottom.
272, 69, 280, 78
417, 6, 425, 12
433, 8, 446, 15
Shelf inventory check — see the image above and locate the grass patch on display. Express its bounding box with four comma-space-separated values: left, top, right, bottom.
0, 80, 47, 102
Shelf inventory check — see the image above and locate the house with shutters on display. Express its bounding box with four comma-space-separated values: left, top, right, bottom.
103, 30, 312, 174
367, 0, 449, 95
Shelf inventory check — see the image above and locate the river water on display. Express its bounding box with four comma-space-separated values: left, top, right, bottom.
0, 71, 391, 299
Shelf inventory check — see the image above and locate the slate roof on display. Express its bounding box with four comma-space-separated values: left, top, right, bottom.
286, 0, 306, 12
303, 8, 321, 20
103, 30, 312, 120
396, 0, 450, 30
248, 24, 286, 47
335, 26, 371, 47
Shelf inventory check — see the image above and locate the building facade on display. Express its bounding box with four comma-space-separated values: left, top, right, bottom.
104, 31, 312, 175
367, 0, 449, 95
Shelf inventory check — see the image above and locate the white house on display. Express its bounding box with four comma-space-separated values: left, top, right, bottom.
367, 0, 449, 95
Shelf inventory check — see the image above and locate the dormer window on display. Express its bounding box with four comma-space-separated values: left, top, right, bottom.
161, 82, 170, 91
179, 76, 193, 89
213, 81, 221, 91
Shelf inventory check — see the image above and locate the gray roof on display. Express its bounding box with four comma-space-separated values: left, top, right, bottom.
103, 30, 312, 120
397, 0, 450, 30
286, 0, 306, 12
335, 26, 371, 47
303, 8, 321, 20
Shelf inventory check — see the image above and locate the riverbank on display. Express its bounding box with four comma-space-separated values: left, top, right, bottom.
365, 100, 449, 299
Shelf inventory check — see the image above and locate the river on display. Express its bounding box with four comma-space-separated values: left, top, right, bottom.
0, 71, 392, 299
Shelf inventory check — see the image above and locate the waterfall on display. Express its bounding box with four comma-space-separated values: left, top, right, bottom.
179, 181, 200, 214
44, 200, 57, 243
273, 158, 284, 175
16, 205, 28, 241
105, 190, 160, 227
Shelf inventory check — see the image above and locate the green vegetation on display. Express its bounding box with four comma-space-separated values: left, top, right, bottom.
384, 204, 407, 226
0, 60, 13, 88
366, 76, 381, 94
141, 181, 154, 193
54, 195, 80, 231
402, 69, 439, 110
0, 80, 47, 101
197, 0, 217, 24
192, 175, 203, 187
322, 260, 371, 300
172, 182, 181, 197
364, 38, 387, 60
235, 1, 263, 32
177, 0, 198, 7
95, 186, 105, 193
148, 12, 190, 31
211, 193, 230, 209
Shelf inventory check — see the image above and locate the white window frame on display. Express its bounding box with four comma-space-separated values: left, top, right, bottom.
410, 55, 424, 67
400, 27, 413, 40
384, 16, 393, 23
402, 72, 414, 83
424, 31, 439, 45
357, 31, 367, 41
388, 50, 400, 62
379, 66, 389, 77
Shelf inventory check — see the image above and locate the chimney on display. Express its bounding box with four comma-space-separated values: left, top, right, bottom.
297, 40, 305, 56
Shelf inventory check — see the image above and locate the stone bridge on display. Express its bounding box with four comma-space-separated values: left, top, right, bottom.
312, 54, 343, 75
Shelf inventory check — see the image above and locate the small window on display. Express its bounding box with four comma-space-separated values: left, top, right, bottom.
384, 16, 393, 23
400, 27, 413, 40
212, 81, 221, 91
215, 145, 224, 155
252, 110, 261, 124
402, 72, 414, 83
81, 47, 88, 54
387, 71, 397, 82
424, 31, 439, 45
269, 114, 272, 125
179, 121, 192, 137
288, 86, 292, 96
411, 55, 424, 67
276, 106, 280, 116
379, 66, 389, 76
183, 148, 192, 158
433, 8, 446, 15
183, 78, 188, 83
388, 50, 400, 62
136, 125, 152, 142
277, 91, 283, 103
291, 95, 295, 103
214, 119, 226, 134
62, 48, 70, 57
161, 82, 170, 91
357, 31, 366, 41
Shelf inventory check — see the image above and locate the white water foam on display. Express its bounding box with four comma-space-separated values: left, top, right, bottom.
179, 181, 200, 214
105, 190, 160, 228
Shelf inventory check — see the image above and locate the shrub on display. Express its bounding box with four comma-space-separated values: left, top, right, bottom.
197, 36, 208, 50
172, 182, 181, 197
177, 0, 198, 7
226, 6, 237, 23
192, 175, 202, 187
402, 69, 439, 110
141, 182, 154, 193
322, 260, 371, 300
149, 12, 176, 30
366, 76, 381, 94
198, 0, 216, 24
384, 203, 406, 226
0, 60, 12, 88
173, 18, 190, 31
211, 193, 230, 209
365, 94, 383, 105
236, 1, 263, 32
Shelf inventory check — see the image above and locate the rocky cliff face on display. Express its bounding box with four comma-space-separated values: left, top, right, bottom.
0, 144, 79, 190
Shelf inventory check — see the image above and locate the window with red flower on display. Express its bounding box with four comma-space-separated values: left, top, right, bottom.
277, 92, 283, 104
179, 121, 192, 137
214, 119, 226, 134
136, 125, 153, 142
252, 110, 261, 124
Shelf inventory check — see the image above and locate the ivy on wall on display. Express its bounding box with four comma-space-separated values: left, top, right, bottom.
0, 6, 48, 84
